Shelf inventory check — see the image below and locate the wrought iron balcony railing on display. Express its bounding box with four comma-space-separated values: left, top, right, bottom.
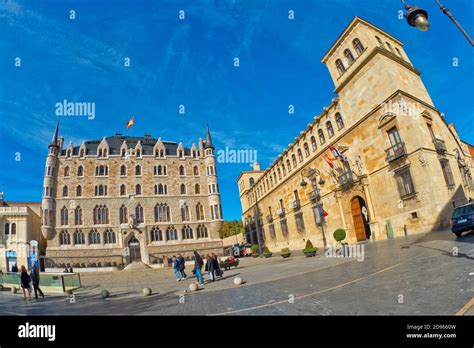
385, 142, 406, 162
433, 138, 447, 154
338, 170, 354, 187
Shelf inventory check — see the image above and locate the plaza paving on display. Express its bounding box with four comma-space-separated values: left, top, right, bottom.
1, 228, 473, 315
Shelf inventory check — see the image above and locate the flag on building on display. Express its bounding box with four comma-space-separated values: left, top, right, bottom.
126, 116, 134, 129
329, 145, 346, 162
324, 154, 335, 168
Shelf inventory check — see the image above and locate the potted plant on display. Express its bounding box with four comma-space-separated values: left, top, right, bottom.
263, 247, 272, 258
303, 240, 318, 257
333, 228, 347, 256
250, 244, 259, 257
281, 247, 291, 258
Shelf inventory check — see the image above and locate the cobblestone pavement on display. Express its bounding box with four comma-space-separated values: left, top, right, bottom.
1, 228, 473, 315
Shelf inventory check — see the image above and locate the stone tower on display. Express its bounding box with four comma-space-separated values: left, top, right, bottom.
41, 120, 60, 240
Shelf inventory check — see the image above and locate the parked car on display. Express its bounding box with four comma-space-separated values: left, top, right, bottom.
451, 202, 474, 237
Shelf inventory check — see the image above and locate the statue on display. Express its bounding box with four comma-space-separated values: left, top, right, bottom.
128, 214, 135, 229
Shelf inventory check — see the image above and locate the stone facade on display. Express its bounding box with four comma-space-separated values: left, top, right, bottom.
237, 17, 474, 253
0, 193, 43, 272
41, 126, 224, 269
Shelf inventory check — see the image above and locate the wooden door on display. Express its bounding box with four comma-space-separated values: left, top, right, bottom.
128, 237, 141, 263
351, 197, 366, 242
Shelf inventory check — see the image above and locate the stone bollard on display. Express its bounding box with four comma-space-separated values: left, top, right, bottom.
101, 290, 110, 299
11, 287, 18, 294
143, 287, 152, 296
189, 283, 198, 292
233, 277, 243, 285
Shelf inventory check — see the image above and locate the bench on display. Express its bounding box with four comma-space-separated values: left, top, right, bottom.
219, 259, 239, 271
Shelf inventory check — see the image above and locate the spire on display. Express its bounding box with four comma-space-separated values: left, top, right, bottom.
50, 119, 60, 147
204, 125, 214, 149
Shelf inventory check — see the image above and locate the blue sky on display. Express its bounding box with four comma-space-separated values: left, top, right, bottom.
0, 0, 473, 220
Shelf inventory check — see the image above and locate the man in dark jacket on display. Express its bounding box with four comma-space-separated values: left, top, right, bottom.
30, 265, 45, 299
205, 255, 215, 282
192, 251, 204, 285
212, 253, 223, 278
178, 254, 187, 279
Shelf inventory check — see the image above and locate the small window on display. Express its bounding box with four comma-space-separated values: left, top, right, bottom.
335, 113, 344, 129
327, 121, 334, 138
440, 159, 455, 188
375, 36, 384, 48
395, 166, 416, 199
353, 38, 364, 55
336, 59, 345, 76
344, 49, 355, 65
304, 143, 310, 157
318, 129, 325, 145
310, 136, 317, 151
297, 149, 304, 162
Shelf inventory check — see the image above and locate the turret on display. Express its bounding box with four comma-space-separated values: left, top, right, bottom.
41, 119, 60, 240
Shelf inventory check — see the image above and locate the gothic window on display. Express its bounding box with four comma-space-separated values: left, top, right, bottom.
344, 49, 355, 64
89, 229, 101, 244
64, 166, 70, 177
98, 149, 103, 158
120, 165, 126, 176
318, 129, 325, 145
96, 165, 108, 176
60, 230, 71, 245
135, 184, 141, 195
135, 165, 141, 176
154, 203, 170, 222
136, 149, 141, 157
74, 230, 85, 245
135, 204, 144, 223
181, 225, 193, 240
150, 227, 163, 242
77, 165, 83, 177
196, 203, 204, 220
179, 165, 185, 176
353, 38, 364, 55
95, 185, 107, 196
335, 113, 345, 129
120, 184, 126, 196
193, 166, 199, 176
181, 203, 190, 221
76, 185, 82, 197
93, 205, 109, 225
166, 226, 177, 241
119, 205, 128, 224
104, 229, 116, 244
180, 184, 186, 195
327, 121, 335, 138
74, 206, 82, 225
195, 184, 200, 194
61, 206, 68, 225
79, 149, 85, 158
197, 224, 208, 238
63, 186, 68, 197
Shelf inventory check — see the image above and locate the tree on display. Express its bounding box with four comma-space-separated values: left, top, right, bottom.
219, 220, 244, 239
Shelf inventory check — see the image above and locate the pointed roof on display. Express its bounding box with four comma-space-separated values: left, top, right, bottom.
204, 125, 214, 149
50, 119, 60, 147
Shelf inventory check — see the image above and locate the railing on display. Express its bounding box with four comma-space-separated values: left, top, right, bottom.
0, 272, 81, 293
291, 200, 301, 210
277, 208, 285, 218
338, 170, 354, 187
385, 142, 406, 162
433, 138, 447, 154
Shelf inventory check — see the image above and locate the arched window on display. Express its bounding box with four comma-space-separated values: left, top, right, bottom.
120, 184, 126, 196
103, 149, 108, 157
353, 38, 364, 55
120, 165, 126, 176
249, 177, 255, 186
74, 230, 85, 245
76, 185, 82, 197
395, 47, 403, 58
5, 223, 9, 235
286, 159, 291, 171
121, 149, 127, 158
61, 206, 68, 225
135, 184, 141, 195
318, 129, 325, 144
195, 184, 200, 194
180, 184, 186, 195
375, 36, 384, 47
98, 149, 103, 158
74, 206, 82, 225
179, 165, 185, 176
197, 224, 208, 238
181, 203, 190, 221
77, 165, 83, 177
166, 226, 177, 241
89, 229, 101, 244
66, 149, 72, 158
60, 230, 71, 245
292, 154, 297, 168
182, 225, 193, 239
386, 41, 394, 52
336, 59, 345, 75
136, 149, 141, 157
79, 149, 85, 158
344, 49, 355, 65
150, 227, 163, 242
327, 121, 335, 138
196, 203, 204, 220
282, 163, 286, 176
297, 149, 303, 162
154, 203, 170, 222
135, 165, 141, 176
277, 168, 282, 180
104, 229, 116, 244
135, 204, 144, 223
63, 185, 68, 197
11, 223, 16, 235
304, 143, 310, 157
335, 113, 344, 129
95, 185, 107, 196
93, 205, 109, 225
119, 205, 128, 224
193, 166, 199, 176
311, 136, 317, 151
96, 165, 108, 176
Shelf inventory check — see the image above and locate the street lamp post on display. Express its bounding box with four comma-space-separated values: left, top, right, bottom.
400, 0, 474, 46
300, 168, 327, 248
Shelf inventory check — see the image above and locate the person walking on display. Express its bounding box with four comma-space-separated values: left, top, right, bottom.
178, 254, 187, 279
205, 255, 215, 282
212, 253, 223, 279
30, 265, 45, 300
192, 251, 204, 285
20, 265, 32, 301
172, 255, 182, 281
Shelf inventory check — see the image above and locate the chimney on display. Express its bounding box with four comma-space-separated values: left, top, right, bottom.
252, 162, 261, 171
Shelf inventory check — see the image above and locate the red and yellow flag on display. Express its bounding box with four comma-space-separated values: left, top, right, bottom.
126, 116, 134, 129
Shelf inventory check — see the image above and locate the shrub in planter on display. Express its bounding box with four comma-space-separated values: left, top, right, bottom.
263, 247, 272, 258
281, 247, 291, 258
303, 240, 318, 257
251, 244, 259, 257
333, 228, 347, 256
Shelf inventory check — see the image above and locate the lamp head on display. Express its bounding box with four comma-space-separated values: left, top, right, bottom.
405, 5, 430, 32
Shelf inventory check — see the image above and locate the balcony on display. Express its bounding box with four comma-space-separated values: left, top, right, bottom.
289, 200, 301, 210
385, 142, 406, 162
433, 138, 447, 154
277, 208, 285, 218
338, 170, 354, 187
267, 215, 273, 223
